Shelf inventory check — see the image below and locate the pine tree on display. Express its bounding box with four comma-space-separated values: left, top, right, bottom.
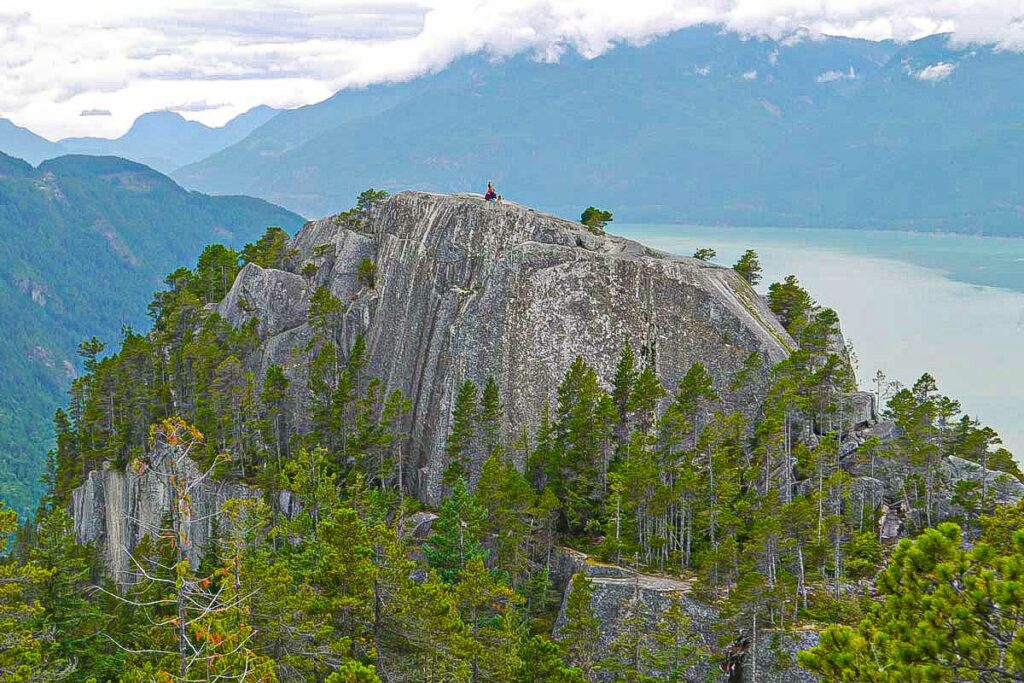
476, 453, 536, 582
455, 557, 521, 682
31, 508, 119, 681
0, 503, 69, 682
559, 573, 600, 680
325, 660, 382, 683
479, 376, 504, 459
445, 379, 479, 486
424, 479, 488, 584
261, 364, 291, 467
516, 635, 585, 683
732, 249, 762, 286
645, 598, 706, 682
767, 275, 813, 334
552, 357, 613, 533
626, 364, 666, 436
799, 523, 1024, 682
611, 344, 638, 447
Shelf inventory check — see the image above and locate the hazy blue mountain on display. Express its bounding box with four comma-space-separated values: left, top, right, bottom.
0, 118, 64, 166
0, 153, 303, 515
175, 27, 1024, 236
59, 106, 280, 173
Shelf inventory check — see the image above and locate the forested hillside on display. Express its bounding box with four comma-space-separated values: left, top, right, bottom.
0, 153, 303, 515
6, 192, 1023, 682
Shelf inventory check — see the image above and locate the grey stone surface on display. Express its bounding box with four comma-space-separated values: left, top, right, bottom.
400, 511, 439, 541
844, 391, 876, 428
72, 453, 270, 587
942, 455, 1024, 508
743, 630, 820, 683
550, 547, 820, 682
71, 191, 799, 583
552, 556, 717, 682
217, 262, 310, 338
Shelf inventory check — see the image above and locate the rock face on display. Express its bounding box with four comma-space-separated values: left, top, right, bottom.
217, 262, 310, 338
251, 191, 794, 503
743, 630, 820, 683
551, 548, 718, 682
550, 547, 819, 682
72, 453, 294, 587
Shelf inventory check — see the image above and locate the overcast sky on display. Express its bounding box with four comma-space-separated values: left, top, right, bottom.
3, 0, 1023, 140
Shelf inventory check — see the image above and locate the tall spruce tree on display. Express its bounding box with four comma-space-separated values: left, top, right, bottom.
424, 479, 488, 584
445, 379, 479, 486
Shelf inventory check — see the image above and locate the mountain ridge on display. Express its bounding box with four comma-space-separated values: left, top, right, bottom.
0, 151, 303, 515
174, 27, 1024, 236
0, 105, 281, 171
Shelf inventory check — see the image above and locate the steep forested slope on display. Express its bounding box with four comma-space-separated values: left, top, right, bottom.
17, 192, 1021, 683
0, 153, 303, 515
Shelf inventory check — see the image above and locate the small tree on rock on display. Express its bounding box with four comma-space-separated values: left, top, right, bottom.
580, 207, 613, 234
732, 249, 762, 286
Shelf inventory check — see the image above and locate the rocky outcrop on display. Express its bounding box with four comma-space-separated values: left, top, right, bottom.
944, 455, 1024, 504
72, 453, 294, 587
550, 547, 819, 682
743, 630, 820, 683
217, 262, 310, 338
551, 548, 718, 682
239, 192, 794, 503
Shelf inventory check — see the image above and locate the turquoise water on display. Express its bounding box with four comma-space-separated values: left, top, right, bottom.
614, 224, 1024, 458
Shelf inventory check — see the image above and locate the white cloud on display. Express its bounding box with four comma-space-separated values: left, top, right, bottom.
0, 1, 1021, 139
694, 65, 711, 76
79, 108, 112, 117
742, 69, 758, 79
816, 66, 856, 82
915, 61, 958, 81
165, 100, 229, 113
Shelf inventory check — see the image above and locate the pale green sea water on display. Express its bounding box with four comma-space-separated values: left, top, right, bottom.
614, 224, 1024, 458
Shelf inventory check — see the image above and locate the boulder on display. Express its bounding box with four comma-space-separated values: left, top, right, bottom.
217, 262, 310, 338
844, 391, 876, 428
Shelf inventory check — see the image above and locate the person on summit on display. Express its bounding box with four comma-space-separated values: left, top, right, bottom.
484, 181, 498, 201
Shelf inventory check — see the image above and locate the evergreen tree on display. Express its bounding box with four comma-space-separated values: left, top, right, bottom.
424, 479, 488, 584
0, 503, 68, 682
800, 523, 1024, 682
476, 453, 536, 582
241, 226, 294, 269
560, 574, 600, 680
552, 357, 613, 533
516, 635, 585, 683
261, 364, 291, 467
732, 249, 762, 286
455, 557, 521, 682
611, 344, 638, 447
580, 207, 613, 233
479, 376, 504, 459
445, 379, 479, 486
767, 275, 813, 334
325, 660, 383, 683
31, 508, 119, 681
